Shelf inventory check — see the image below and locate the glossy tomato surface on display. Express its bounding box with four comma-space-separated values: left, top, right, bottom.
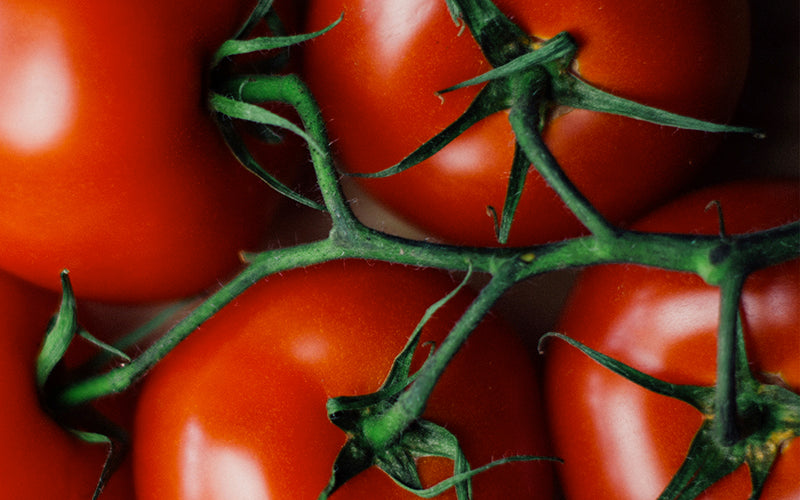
545, 180, 799, 499
0, 0, 300, 302
303, 0, 750, 247
134, 260, 555, 499
0, 270, 134, 499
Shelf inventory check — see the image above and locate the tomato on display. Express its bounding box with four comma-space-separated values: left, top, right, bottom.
303, 0, 750, 247
133, 260, 555, 499
0, 0, 301, 302
544, 180, 799, 499
0, 269, 134, 499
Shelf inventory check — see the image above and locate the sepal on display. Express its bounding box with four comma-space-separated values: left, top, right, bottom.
539, 329, 800, 500
36, 271, 131, 500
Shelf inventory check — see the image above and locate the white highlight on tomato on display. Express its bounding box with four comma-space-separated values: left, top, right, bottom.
0, 8, 76, 154
180, 418, 272, 500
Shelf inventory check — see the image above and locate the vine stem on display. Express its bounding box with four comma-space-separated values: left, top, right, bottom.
715, 271, 747, 446
59, 228, 792, 408
58, 238, 343, 406
219, 74, 358, 229
47, 9, 800, 496
450, 0, 531, 66
56, 72, 800, 408
362, 270, 514, 449
508, 88, 618, 241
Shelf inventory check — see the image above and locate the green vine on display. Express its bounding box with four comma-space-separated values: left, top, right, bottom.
48, 0, 799, 498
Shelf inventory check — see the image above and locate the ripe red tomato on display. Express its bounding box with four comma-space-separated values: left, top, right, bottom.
133, 260, 555, 499
303, 0, 750, 246
544, 180, 799, 499
0, 269, 134, 499
0, 0, 301, 302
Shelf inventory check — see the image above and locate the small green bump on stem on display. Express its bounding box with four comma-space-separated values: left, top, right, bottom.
709, 242, 733, 267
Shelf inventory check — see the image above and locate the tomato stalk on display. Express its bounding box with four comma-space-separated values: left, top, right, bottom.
446, 0, 531, 66
362, 271, 512, 450
704, 203, 793, 448
318, 267, 561, 497
447, 0, 759, 137
360, 0, 758, 245
48, 2, 799, 497
57, 71, 798, 411
54, 89, 795, 499
508, 86, 617, 240
539, 323, 800, 500
716, 272, 747, 446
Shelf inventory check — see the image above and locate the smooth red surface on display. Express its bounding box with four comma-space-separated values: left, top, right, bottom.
0, 0, 300, 302
545, 180, 800, 499
134, 260, 555, 499
303, 0, 750, 247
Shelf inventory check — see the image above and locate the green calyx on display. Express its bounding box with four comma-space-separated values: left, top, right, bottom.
356, 0, 758, 245
207, 0, 341, 212
320, 271, 559, 499
539, 326, 800, 500
36, 272, 130, 500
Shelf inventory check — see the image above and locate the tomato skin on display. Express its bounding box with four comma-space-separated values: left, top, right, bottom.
303, 0, 750, 246
544, 180, 799, 499
0, 270, 134, 499
0, 0, 300, 302
133, 260, 555, 499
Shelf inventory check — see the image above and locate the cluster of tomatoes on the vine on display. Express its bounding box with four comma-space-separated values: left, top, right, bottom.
0, 0, 796, 499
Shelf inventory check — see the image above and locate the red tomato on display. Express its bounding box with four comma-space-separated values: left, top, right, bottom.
544, 180, 799, 499
0, 0, 301, 302
0, 269, 134, 499
133, 260, 555, 499
303, 0, 750, 246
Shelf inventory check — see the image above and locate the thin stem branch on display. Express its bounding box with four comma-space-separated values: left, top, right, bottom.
450, 0, 530, 66
226, 74, 357, 226
363, 270, 513, 449
715, 271, 747, 446
58, 63, 800, 410
58, 238, 343, 406
508, 103, 618, 241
